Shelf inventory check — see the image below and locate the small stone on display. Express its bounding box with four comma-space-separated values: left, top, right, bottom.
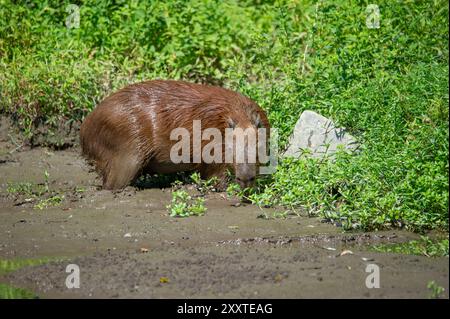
339, 250, 354, 256
283, 110, 358, 159
274, 274, 284, 283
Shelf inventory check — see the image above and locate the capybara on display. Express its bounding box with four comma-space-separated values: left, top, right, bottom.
80, 80, 270, 190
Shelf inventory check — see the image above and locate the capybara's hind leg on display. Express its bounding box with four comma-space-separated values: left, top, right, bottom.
103, 154, 143, 190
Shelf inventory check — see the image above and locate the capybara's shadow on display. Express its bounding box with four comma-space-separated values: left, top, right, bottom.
132, 172, 191, 189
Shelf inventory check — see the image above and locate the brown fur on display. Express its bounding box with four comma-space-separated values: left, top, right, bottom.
80, 80, 270, 190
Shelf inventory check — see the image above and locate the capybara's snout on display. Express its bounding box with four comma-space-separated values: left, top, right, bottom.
234, 162, 257, 189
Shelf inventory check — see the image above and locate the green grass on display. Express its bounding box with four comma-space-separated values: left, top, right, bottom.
0, 257, 58, 275
0, 0, 448, 231
6, 182, 39, 196
372, 236, 449, 257
6, 171, 49, 196
0, 257, 57, 299
427, 281, 446, 299
34, 194, 64, 210
0, 283, 37, 299
6, 171, 64, 209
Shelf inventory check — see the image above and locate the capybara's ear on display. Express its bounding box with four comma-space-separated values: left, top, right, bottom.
227, 118, 236, 129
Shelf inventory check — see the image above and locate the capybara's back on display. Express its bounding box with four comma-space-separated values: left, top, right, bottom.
80, 80, 270, 190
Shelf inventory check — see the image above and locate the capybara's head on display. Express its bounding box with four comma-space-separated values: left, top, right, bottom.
234, 161, 257, 189
227, 118, 268, 189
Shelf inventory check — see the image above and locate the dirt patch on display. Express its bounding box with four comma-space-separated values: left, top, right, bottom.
0, 116, 448, 298
0, 116, 80, 150
4, 241, 449, 299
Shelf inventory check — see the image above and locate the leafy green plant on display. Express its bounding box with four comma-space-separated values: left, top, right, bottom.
427, 281, 445, 299
6, 170, 52, 197
6, 171, 64, 209
0, 257, 56, 275
190, 172, 218, 194
6, 182, 38, 196
226, 181, 258, 203
0, 283, 37, 299
257, 210, 291, 220
75, 187, 86, 193
372, 237, 449, 257
34, 194, 64, 210
167, 189, 207, 217
226, 182, 242, 198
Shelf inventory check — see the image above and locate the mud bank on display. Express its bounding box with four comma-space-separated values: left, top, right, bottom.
0, 118, 448, 298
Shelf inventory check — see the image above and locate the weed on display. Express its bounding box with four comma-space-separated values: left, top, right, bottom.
0, 283, 37, 299
0, 258, 56, 275
6, 171, 64, 209
427, 281, 446, 299
190, 172, 218, 194
34, 195, 65, 210
6, 182, 38, 196
257, 210, 290, 220
167, 189, 207, 217
372, 236, 449, 257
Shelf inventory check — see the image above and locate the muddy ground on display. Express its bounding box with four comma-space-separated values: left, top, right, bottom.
0, 118, 448, 298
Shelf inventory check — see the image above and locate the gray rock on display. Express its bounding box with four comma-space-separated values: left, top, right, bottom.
283, 110, 358, 158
